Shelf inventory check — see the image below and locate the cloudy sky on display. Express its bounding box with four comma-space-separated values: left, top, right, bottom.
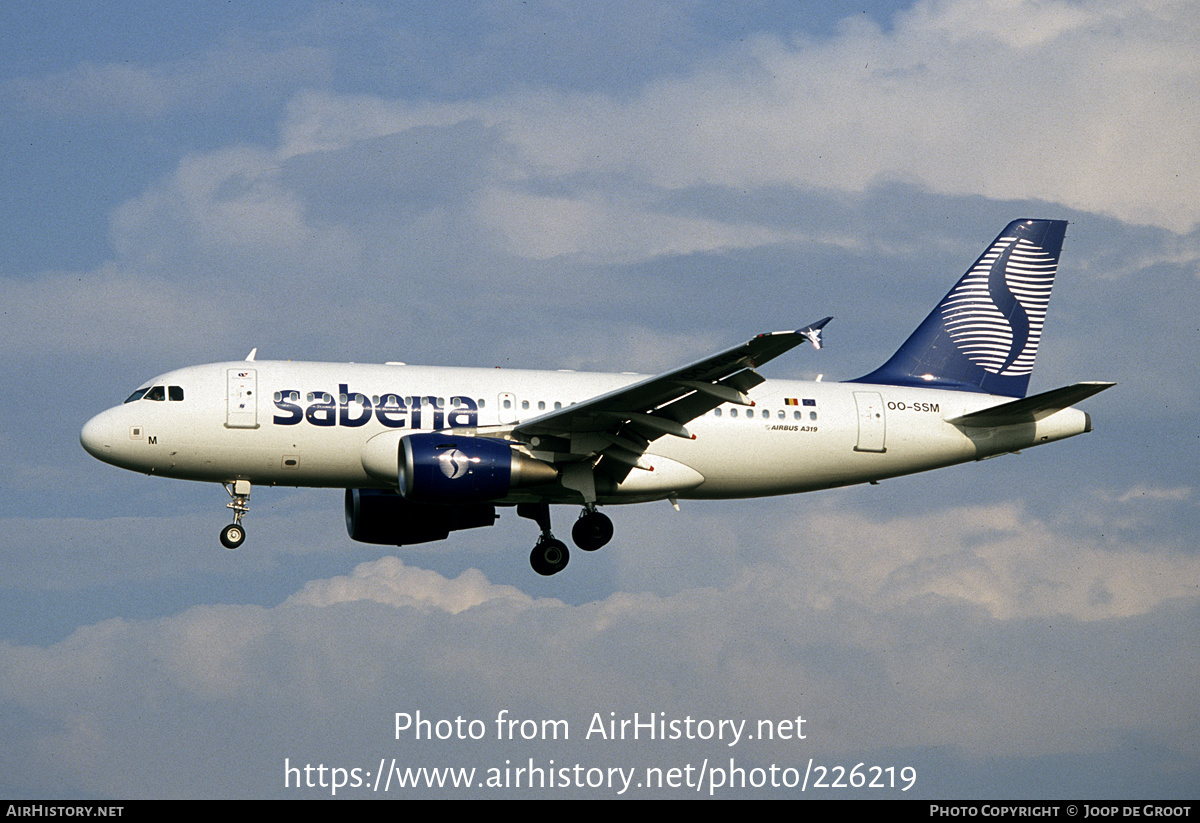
1, 0, 1197, 799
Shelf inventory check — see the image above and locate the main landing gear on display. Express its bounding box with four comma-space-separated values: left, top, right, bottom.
518, 503, 613, 576
573, 509, 614, 551
220, 480, 250, 549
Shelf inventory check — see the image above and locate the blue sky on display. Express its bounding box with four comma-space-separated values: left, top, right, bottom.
1, 0, 1197, 799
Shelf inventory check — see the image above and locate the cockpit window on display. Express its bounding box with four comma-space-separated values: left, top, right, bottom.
123, 385, 184, 403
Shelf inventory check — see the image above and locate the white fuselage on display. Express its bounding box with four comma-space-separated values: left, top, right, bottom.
80, 360, 1092, 505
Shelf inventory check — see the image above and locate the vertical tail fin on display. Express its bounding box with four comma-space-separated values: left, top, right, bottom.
852, 219, 1068, 398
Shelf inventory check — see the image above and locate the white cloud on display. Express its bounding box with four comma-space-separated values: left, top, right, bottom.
476, 186, 802, 263
8, 0, 1190, 369
1, 546, 1194, 796
110, 146, 359, 274
1111, 484, 1192, 503
286, 557, 541, 614
633, 495, 1200, 622
597, 0, 1200, 232
261, 0, 1200, 276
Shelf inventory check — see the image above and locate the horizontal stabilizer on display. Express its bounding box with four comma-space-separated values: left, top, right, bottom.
946, 382, 1115, 427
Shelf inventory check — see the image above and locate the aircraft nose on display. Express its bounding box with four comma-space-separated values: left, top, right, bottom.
80, 410, 116, 462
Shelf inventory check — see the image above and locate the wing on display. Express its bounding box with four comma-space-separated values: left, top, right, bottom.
510, 318, 831, 482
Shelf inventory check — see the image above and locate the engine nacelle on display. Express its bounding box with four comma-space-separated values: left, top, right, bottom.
398, 433, 559, 504
345, 488, 497, 545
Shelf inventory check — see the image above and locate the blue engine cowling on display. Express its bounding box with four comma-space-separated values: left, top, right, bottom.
345, 488, 497, 545
398, 433, 559, 504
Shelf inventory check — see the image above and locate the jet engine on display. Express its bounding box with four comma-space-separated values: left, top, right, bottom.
398, 433, 559, 504
345, 488, 498, 545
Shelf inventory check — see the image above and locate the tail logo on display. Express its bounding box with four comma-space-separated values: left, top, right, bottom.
940, 233, 1058, 377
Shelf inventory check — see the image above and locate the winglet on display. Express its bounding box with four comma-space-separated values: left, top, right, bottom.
799, 317, 832, 350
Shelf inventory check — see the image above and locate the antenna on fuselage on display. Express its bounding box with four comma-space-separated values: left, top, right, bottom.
245, 348, 257, 362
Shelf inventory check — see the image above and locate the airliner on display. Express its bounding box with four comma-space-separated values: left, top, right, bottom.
80, 219, 1112, 575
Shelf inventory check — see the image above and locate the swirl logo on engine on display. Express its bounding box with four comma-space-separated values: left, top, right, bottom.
437, 448, 471, 480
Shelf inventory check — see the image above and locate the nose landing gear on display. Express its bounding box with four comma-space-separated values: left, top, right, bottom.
220, 480, 250, 549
